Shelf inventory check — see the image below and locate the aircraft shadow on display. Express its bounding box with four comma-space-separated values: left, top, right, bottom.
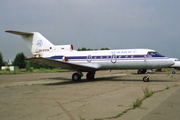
131, 72, 169, 75
45, 76, 120, 86
44, 76, 175, 86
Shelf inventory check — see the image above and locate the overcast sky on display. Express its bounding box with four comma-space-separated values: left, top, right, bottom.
0, 0, 180, 61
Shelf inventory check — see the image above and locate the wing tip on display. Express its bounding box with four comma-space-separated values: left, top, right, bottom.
5, 30, 12, 33
5, 30, 34, 35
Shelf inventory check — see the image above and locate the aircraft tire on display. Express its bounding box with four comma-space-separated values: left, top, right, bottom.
138, 69, 147, 74
172, 71, 176, 74
142, 69, 147, 74
72, 73, 81, 81
86, 72, 95, 80
143, 76, 149, 82
137, 70, 141, 74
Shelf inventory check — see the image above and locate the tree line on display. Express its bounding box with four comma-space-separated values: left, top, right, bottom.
0, 52, 51, 70
0, 47, 110, 69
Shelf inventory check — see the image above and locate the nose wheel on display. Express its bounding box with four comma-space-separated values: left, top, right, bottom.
172, 68, 176, 74
143, 74, 150, 82
172, 71, 176, 74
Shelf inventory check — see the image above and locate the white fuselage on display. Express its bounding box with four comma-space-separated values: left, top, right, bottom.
44, 49, 174, 71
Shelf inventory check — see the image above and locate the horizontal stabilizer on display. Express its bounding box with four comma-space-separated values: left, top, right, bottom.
5, 30, 33, 36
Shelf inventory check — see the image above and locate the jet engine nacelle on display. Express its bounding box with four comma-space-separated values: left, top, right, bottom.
53, 45, 73, 52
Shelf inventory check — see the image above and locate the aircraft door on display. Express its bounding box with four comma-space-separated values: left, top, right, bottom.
111, 54, 117, 63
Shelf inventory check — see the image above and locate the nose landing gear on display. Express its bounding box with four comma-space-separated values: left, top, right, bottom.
143, 73, 150, 82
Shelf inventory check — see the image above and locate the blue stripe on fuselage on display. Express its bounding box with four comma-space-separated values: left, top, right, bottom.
48, 54, 166, 60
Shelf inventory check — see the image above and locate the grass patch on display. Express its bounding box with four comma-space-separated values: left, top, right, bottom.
170, 75, 174, 78
142, 86, 154, 98
117, 113, 123, 117
166, 86, 170, 89
132, 98, 142, 108
0, 68, 72, 75
123, 111, 126, 113
79, 115, 85, 120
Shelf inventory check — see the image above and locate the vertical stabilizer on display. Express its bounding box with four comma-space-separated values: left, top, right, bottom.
5, 30, 54, 57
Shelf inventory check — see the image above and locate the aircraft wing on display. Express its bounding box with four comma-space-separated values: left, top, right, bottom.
26, 57, 99, 72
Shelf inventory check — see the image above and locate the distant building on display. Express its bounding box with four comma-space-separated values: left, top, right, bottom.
1, 66, 19, 71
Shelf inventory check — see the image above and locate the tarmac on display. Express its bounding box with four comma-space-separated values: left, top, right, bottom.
118, 84, 180, 120
0, 70, 180, 120
142, 86, 180, 120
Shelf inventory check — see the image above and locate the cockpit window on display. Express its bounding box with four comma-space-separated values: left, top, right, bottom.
147, 52, 161, 56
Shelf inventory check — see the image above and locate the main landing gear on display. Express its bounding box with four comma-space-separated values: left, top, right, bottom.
137, 69, 147, 74
86, 71, 95, 80
72, 71, 95, 81
72, 72, 82, 81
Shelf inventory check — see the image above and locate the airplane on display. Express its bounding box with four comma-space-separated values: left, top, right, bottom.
5, 30, 174, 82
146, 58, 180, 74
169, 58, 180, 74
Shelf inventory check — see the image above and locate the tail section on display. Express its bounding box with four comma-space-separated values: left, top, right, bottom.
5, 30, 73, 57
30, 32, 54, 55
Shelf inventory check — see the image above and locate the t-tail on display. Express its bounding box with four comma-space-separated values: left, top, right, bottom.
5, 30, 73, 57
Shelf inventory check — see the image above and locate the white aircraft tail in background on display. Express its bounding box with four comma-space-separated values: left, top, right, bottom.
5, 30, 174, 82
